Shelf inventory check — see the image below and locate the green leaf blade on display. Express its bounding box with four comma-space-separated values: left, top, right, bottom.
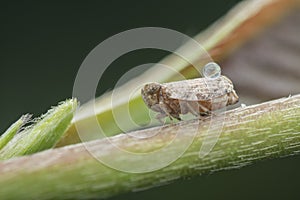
0, 99, 78, 160
0, 115, 30, 150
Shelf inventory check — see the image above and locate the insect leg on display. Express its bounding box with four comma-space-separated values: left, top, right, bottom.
155, 113, 167, 123
198, 103, 210, 113
170, 113, 181, 121
187, 101, 211, 119
185, 101, 200, 117
182, 101, 208, 117
157, 89, 172, 119
159, 102, 182, 121
158, 90, 181, 121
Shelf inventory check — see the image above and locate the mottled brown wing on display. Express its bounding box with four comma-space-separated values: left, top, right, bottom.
163, 76, 233, 101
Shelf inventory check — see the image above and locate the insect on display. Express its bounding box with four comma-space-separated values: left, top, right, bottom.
141, 75, 239, 121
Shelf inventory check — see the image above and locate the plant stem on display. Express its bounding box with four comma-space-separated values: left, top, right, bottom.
0, 94, 299, 200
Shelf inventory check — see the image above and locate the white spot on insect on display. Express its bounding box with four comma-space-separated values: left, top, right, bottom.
202, 62, 221, 79
241, 103, 247, 108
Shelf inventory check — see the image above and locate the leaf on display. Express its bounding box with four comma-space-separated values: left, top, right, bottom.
0, 115, 31, 150
0, 99, 77, 160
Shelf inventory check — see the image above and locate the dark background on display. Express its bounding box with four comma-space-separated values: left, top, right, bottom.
1, 1, 299, 199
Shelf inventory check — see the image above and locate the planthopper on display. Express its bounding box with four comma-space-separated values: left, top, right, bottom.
141, 63, 239, 121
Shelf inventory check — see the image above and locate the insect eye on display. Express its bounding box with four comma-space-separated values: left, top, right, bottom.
149, 85, 160, 94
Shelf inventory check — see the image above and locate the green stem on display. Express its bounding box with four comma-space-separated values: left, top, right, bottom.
0, 94, 299, 200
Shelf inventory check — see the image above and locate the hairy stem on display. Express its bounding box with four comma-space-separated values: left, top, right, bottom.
0, 94, 300, 200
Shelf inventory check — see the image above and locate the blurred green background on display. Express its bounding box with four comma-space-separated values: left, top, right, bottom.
1, 1, 299, 199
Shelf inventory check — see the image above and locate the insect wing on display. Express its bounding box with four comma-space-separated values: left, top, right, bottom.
164, 77, 230, 101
